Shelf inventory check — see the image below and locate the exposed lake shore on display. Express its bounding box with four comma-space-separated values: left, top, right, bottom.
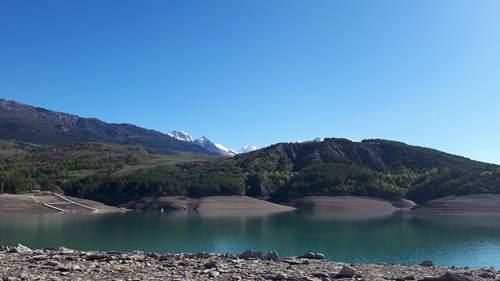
0, 193, 124, 214
0, 245, 497, 281
4, 193, 500, 216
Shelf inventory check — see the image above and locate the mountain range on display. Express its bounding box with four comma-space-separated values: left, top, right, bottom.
167, 130, 257, 157
0, 99, 243, 156
1, 98, 499, 206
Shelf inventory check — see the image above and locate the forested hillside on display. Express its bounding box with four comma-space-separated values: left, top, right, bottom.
0, 140, 210, 195
62, 138, 500, 205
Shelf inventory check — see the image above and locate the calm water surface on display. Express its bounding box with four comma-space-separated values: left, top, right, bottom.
1, 211, 500, 268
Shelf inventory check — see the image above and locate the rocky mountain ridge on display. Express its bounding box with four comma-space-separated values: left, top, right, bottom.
168, 130, 257, 157
0, 99, 212, 155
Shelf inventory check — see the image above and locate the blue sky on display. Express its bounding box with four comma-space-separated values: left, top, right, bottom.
1, 0, 499, 163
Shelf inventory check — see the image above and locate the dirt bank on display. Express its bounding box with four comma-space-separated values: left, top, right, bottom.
0, 193, 124, 214
121, 195, 296, 216
413, 194, 500, 214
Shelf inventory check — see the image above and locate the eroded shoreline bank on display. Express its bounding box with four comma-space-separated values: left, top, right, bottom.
0, 245, 497, 281
5, 193, 500, 217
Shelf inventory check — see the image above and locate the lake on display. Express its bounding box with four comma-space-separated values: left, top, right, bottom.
1, 211, 500, 268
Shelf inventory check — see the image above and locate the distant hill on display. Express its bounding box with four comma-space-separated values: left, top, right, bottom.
235, 138, 494, 173
229, 138, 500, 202
63, 138, 500, 205
0, 99, 212, 155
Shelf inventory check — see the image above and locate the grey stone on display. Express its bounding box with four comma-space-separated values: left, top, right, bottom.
421, 272, 474, 281
478, 271, 496, 278
9, 244, 32, 254
239, 249, 263, 260
263, 272, 287, 280
420, 260, 434, 267
204, 260, 218, 269
265, 250, 280, 261
209, 271, 220, 278
336, 265, 356, 278
299, 252, 325, 260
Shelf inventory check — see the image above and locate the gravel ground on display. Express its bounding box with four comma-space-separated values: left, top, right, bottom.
0, 245, 498, 281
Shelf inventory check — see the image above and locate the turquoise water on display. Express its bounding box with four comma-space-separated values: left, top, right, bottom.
1, 211, 500, 268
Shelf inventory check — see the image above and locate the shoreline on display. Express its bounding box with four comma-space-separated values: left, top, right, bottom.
4, 193, 500, 216
0, 245, 496, 281
0, 193, 125, 214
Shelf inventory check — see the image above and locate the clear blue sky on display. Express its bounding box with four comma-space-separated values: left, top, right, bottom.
1, 0, 499, 163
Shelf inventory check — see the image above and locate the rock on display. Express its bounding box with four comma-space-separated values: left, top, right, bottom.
85, 254, 107, 261
265, 250, 280, 261
263, 272, 287, 280
422, 272, 474, 281
57, 265, 71, 272
312, 272, 329, 278
195, 251, 212, 259
336, 265, 356, 278
284, 258, 302, 265
478, 271, 496, 279
46, 260, 63, 267
204, 260, 218, 269
209, 271, 220, 278
420, 260, 434, 267
8, 244, 32, 253
239, 249, 263, 260
31, 254, 49, 261
299, 252, 325, 260
57, 247, 75, 255
294, 277, 320, 281
481, 266, 496, 272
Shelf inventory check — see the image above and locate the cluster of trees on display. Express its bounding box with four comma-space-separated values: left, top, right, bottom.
0, 141, 204, 196
65, 162, 246, 205
407, 168, 500, 203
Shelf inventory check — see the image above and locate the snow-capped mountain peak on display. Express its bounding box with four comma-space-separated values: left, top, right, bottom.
239, 145, 258, 154
168, 131, 236, 157
194, 137, 236, 157
214, 143, 238, 155
167, 130, 194, 142
167, 130, 259, 156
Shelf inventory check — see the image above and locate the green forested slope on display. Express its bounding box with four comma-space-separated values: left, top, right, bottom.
65, 139, 500, 205
1, 138, 499, 206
